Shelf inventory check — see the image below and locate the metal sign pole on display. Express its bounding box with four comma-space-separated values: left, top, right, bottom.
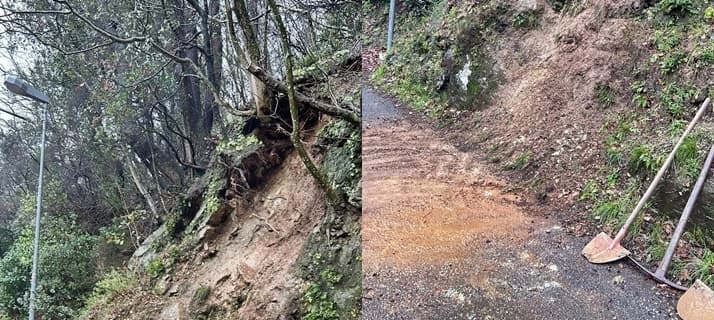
28, 105, 46, 320
387, 0, 396, 50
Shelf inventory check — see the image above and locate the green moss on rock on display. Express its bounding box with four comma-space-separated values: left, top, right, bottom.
295, 119, 361, 319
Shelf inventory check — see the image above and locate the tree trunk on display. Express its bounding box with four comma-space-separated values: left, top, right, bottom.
172, 0, 212, 166
127, 153, 159, 221
266, 0, 344, 207
232, 0, 271, 118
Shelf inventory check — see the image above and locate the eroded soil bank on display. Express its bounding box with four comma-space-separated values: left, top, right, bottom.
362, 86, 679, 319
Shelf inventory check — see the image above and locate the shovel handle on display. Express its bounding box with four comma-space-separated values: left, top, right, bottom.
610, 98, 711, 248
654, 144, 714, 277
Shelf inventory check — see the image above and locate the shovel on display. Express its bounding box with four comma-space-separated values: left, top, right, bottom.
678, 279, 714, 320
629, 144, 714, 288
627, 144, 714, 320
669, 144, 714, 320
583, 98, 712, 263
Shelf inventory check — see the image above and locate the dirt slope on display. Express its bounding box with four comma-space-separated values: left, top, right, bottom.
84, 150, 328, 320
156, 151, 325, 319
362, 86, 679, 319
450, 1, 647, 200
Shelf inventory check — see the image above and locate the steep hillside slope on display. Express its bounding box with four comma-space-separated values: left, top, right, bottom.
81, 78, 362, 319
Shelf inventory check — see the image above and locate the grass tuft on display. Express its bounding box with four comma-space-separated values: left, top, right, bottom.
512, 10, 541, 29
629, 145, 661, 177
579, 180, 599, 201
693, 249, 714, 287
646, 223, 667, 262
504, 152, 532, 171
191, 286, 211, 306
674, 136, 700, 181
595, 84, 615, 108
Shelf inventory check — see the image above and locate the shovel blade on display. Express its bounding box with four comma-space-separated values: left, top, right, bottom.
581, 232, 631, 263
677, 279, 714, 320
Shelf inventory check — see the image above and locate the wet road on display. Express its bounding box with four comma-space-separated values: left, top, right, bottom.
361, 85, 679, 319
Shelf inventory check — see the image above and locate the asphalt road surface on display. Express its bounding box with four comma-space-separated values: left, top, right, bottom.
362, 85, 679, 320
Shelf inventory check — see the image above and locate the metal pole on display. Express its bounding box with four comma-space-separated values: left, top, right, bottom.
609, 98, 710, 248
387, 0, 396, 50
655, 144, 714, 278
28, 105, 46, 320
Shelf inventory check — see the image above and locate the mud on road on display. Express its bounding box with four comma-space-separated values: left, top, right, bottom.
361, 86, 679, 319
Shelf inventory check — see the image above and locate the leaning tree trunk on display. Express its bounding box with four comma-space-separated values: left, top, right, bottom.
266, 0, 344, 207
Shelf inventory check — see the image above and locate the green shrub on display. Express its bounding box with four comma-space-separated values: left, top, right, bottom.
705, 6, 714, 20
0, 226, 15, 258
320, 267, 342, 286
630, 81, 650, 108
668, 119, 687, 137
659, 83, 697, 118
146, 259, 165, 279
629, 145, 661, 177
659, 51, 686, 74
0, 216, 97, 319
81, 270, 136, 314
302, 283, 339, 320
394, 78, 433, 111
512, 11, 541, 29
547, 0, 576, 12
653, 28, 681, 52
698, 43, 714, 64
656, 0, 696, 15
400, 0, 441, 16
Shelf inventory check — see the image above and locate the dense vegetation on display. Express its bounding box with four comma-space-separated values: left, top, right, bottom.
0, 0, 360, 318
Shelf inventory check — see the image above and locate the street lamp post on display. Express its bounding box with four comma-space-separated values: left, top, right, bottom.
387, 0, 396, 50
3, 76, 49, 320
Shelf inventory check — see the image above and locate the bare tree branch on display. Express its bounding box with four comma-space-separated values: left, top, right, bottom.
0, 107, 32, 122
